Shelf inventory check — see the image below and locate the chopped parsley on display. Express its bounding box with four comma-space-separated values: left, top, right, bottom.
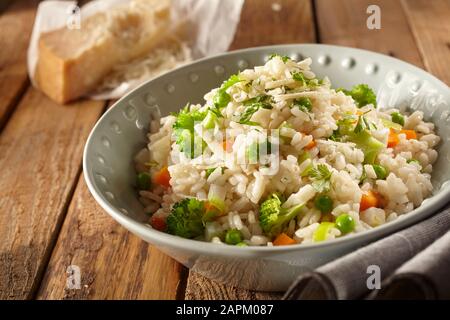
293, 97, 312, 113
307, 164, 332, 193
212, 74, 243, 112
238, 95, 273, 125
268, 53, 291, 63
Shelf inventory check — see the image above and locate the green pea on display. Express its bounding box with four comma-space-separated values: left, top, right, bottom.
314, 195, 333, 213
335, 214, 355, 234
372, 164, 388, 180
225, 229, 243, 245
236, 242, 247, 247
137, 172, 151, 190
391, 112, 405, 126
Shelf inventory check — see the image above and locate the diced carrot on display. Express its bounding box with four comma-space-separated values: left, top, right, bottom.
387, 128, 399, 148
222, 139, 233, 153
150, 215, 166, 231
153, 166, 171, 188
273, 233, 297, 246
304, 139, 316, 150
360, 190, 381, 212
400, 129, 417, 140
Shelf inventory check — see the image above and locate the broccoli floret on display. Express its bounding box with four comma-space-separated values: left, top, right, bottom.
259, 194, 304, 238
172, 105, 207, 158
339, 84, 377, 108
166, 198, 205, 238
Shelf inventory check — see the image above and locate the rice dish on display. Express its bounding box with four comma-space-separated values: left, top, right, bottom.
134, 54, 440, 246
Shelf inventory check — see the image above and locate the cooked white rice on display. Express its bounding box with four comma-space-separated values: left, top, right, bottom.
135, 55, 440, 246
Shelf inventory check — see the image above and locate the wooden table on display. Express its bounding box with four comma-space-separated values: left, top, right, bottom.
0, 0, 449, 300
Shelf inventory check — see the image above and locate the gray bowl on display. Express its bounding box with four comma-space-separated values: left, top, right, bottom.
84, 44, 450, 291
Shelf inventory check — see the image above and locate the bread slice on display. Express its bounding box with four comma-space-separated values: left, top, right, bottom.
35, 0, 171, 104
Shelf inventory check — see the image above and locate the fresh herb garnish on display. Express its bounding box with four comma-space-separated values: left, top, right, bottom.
212, 74, 243, 111
238, 95, 273, 125
291, 72, 322, 88
293, 97, 312, 113
307, 164, 332, 193
268, 53, 291, 63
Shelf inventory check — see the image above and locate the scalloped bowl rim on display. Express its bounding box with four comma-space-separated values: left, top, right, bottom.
83, 43, 450, 257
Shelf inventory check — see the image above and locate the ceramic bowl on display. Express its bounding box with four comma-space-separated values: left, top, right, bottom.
84, 44, 450, 291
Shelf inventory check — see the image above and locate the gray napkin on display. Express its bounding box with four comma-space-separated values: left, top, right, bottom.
283, 206, 450, 300
371, 230, 450, 300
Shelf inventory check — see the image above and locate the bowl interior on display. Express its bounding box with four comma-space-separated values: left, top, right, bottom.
84, 44, 450, 233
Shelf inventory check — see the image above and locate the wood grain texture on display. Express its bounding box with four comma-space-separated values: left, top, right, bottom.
0, 89, 105, 299
229, 0, 315, 50
315, 0, 424, 67
0, 0, 38, 130
36, 175, 186, 300
185, 0, 316, 300
402, 0, 450, 85
185, 272, 282, 300
0, 0, 14, 13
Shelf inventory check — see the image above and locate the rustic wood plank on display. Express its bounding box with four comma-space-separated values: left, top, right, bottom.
229, 0, 316, 50
0, 0, 38, 131
185, 272, 282, 300
0, 89, 105, 299
401, 0, 450, 85
185, 0, 316, 300
36, 175, 186, 300
315, 0, 424, 67
0, 0, 14, 13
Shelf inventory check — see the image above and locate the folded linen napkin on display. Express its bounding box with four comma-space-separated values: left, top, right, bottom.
283, 206, 450, 300
371, 229, 450, 300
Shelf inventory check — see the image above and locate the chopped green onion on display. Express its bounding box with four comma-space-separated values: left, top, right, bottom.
313, 222, 335, 242
335, 214, 355, 234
